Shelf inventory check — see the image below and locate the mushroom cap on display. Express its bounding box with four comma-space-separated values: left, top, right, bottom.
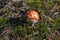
27, 10, 40, 22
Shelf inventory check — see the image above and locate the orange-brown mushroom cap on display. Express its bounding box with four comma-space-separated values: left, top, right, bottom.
27, 10, 40, 22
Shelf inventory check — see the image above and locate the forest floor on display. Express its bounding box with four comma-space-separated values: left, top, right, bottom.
0, 0, 60, 40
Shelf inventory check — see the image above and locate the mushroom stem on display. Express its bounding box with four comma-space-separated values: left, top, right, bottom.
32, 22, 35, 26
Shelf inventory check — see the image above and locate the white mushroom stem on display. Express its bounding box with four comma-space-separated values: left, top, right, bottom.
31, 19, 38, 26
32, 23, 35, 26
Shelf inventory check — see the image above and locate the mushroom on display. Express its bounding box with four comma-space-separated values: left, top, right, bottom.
26, 9, 40, 26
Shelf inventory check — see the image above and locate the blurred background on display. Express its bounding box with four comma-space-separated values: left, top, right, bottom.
0, 0, 60, 40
